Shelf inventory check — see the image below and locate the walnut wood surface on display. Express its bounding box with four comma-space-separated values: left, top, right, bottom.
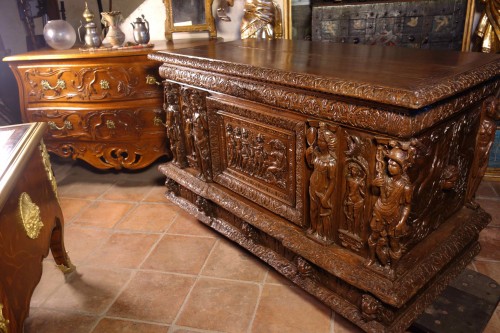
2, 39, 218, 170
0, 123, 73, 333
151, 40, 499, 332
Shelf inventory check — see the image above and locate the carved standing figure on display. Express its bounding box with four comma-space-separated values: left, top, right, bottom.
466, 97, 497, 208
240, 0, 283, 39
165, 87, 183, 165
368, 146, 413, 267
306, 122, 338, 243
344, 162, 366, 235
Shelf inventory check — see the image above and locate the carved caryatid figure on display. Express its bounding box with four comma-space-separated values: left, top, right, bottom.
344, 162, 366, 236
306, 122, 338, 243
368, 145, 413, 267
191, 92, 212, 181
240, 0, 283, 39
466, 97, 498, 208
165, 85, 184, 166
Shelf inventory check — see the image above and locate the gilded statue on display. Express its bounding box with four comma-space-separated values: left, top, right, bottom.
473, 0, 500, 53
306, 122, 338, 243
368, 145, 413, 267
240, 0, 283, 39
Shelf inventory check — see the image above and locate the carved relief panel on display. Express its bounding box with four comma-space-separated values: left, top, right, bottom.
207, 95, 307, 226
20, 63, 162, 103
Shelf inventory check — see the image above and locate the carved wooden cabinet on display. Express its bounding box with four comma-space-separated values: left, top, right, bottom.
0, 122, 74, 333
150, 40, 499, 332
3, 47, 168, 169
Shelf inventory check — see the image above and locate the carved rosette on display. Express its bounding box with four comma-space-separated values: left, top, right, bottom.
18, 192, 44, 239
305, 121, 338, 244
367, 139, 416, 268
39, 140, 59, 199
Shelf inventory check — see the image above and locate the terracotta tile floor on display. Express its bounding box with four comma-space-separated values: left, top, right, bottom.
24, 157, 499, 333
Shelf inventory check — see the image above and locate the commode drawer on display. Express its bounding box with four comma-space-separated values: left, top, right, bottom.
207, 95, 308, 227
26, 106, 166, 141
18, 59, 162, 104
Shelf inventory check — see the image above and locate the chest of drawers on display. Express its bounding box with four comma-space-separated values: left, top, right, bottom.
4, 47, 168, 169
0, 122, 74, 332
150, 40, 499, 332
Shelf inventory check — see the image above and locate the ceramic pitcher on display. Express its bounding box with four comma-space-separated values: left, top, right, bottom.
101, 11, 125, 47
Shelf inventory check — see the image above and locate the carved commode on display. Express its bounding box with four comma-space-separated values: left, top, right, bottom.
150, 40, 499, 332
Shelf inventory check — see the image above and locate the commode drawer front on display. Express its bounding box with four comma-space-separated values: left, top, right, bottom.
207, 95, 308, 227
18, 60, 162, 104
27, 106, 166, 142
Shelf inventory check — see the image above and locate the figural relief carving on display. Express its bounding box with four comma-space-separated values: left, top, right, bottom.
225, 124, 288, 189
466, 96, 498, 209
340, 134, 370, 252
306, 121, 338, 244
165, 82, 187, 168
367, 140, 415, 267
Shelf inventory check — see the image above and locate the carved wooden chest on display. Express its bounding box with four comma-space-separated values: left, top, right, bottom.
312, 0, 468, 50
149, 40, 499, 332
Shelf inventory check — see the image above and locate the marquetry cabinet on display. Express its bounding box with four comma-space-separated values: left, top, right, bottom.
3, 46, 168, 169
0, 122, 74, 333
150, 40, 499, 332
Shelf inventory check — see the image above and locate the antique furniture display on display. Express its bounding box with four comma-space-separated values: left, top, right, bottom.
164, 0, 217, 40
312, 0, 470, 50
149, 39, 499, 332
3, 46, 171, 170
0, 122, 74, 333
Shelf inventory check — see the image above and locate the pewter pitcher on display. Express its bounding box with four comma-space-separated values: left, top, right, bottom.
131, 15, 150, 45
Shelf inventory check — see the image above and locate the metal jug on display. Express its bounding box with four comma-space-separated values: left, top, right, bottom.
78, 21, 102, 48
131, 15, 150, 45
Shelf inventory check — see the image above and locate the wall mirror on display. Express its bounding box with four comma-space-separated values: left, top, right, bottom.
164, 0, 217, 40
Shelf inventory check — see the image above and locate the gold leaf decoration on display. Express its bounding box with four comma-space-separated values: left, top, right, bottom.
18, 192, 44, 239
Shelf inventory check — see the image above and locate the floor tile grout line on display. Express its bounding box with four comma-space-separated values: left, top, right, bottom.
86, 268, 140, 333
246, 272, 267, 333
92, 314, 171, 328
169, 237, 221, 330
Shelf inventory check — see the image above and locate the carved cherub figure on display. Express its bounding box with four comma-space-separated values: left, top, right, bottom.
344, 162, 366, 235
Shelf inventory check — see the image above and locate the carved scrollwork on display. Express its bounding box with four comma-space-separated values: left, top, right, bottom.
305, 121, 338, 244
367, 140, 416, 268
24, 66, 161, 101
18, 192, 44, 239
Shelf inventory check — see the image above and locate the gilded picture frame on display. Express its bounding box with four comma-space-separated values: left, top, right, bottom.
164, 0, 217, 40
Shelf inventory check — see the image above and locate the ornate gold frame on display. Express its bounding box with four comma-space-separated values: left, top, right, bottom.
164, 0, 217, 40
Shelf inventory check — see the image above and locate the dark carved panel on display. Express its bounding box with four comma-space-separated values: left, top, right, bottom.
312, 0, 468, 50
207, 95, 307, 226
